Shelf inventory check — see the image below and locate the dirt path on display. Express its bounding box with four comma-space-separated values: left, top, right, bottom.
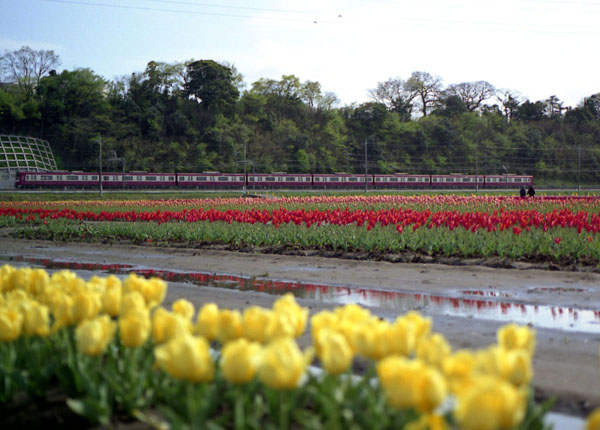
2, 238, 599, 416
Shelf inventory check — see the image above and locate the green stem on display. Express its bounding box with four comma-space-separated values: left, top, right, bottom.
234, 385, 246, 430
279, 390, 291, 430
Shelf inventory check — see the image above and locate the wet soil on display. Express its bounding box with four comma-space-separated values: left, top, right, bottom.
1, 237, 599, 424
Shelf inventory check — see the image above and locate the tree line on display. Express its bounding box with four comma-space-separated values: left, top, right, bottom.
1, 46, 599, 186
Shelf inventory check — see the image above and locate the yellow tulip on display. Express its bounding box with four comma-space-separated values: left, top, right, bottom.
49, 292, 75, 329
315, 328, 354, 375
21, 300, 50, 337
123, 274, 166, 309
353, 319, 391, 360
121, 291, 147, 316
310, 310, 339, 344
497, 323, 535, 356
0, 264, 17, 292
442, 350, 477, 395
172, 298, 195, 321
216, 309, 243, 344
119, 309, 151, 348
195, 303, 219, 341
101, 276, 123, 317
72, 290, 102, 323
75, 315, 116, 356
152, 307, 190, 344
406, 413, 448, 430
154, 333, 214, 383
0, 306, 23, 342
258, 337, 314, 390
388, 317, 417, 357
417, 334, 452, 369
377, 356, 447, 413
334, 303, 372, 324
587, 408, 600, 430
402, 311, 432, 342
221, 338, 263, 384
480, 346, 533, 387
272, 293, 308, 337
454, 375, 527, 430
243, 306, 277, 343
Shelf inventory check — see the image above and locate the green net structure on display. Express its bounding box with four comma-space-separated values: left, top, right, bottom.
0, 135, 57, 172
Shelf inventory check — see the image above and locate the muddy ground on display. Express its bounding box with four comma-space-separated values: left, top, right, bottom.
1, 237, 599, 419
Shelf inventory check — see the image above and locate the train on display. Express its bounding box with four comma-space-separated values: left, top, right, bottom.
16, 171, 534, 190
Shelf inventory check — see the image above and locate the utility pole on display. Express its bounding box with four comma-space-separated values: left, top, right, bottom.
578, 143, 581, 192
475, 141, 479, 192
243, 140, 247, 194
98, 135, 103, 198
364, 137, 368, 193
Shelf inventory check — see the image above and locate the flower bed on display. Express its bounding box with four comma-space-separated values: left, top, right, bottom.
2, 195, 600, 265
3, 265, 599, 429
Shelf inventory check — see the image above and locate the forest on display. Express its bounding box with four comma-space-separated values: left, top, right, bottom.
1, 46, 599, 186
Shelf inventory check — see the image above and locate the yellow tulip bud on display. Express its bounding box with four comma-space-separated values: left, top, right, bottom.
216, 309, 243, 344
101, 276, 123, 317
316, 329, 353, 375
119, 309, 151, 348
75, 315, 116, 356
0, 306, 23, 342
172, 298, 195, 321
272, 293, 308, 337
196, 303, 219, 341
377, 356, 447, 413
221, 338, 263, 384
388, 317, 417, 357
121, 291, 147, 316
243, 306, 277, 343
586, 408, 600, 430
417, 334, 452, 369
72, 290, 102, 323
497, 323, 535, 356
454, 375, 527, 430
123, 274, 166, 309
353, 319, 391, 360
402, 311, 431, 342
258, 337, 314, 390
21, 300, 50, 337
152, 307, 190, 344
443, 350, 477, 395
154, 334, 214, 383
310, 311, 339, 345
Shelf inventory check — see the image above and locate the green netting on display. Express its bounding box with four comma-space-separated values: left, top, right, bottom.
0, 135, 57, 172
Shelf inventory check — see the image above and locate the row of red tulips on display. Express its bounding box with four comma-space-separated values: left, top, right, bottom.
2, 206, 600, 235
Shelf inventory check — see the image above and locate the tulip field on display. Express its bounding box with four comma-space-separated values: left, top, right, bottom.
5, 264, 600, 429
2, 194, 600, 265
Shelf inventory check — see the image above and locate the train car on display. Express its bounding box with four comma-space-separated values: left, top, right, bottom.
431, 173, 484, 189
122, 172, 176, 188
374, 173, 431, 189
483, 174, 533, 189
313, 173, 373, 189
177, 172, 245, 189
18, 171, 100, 188
247, 173, 312, 189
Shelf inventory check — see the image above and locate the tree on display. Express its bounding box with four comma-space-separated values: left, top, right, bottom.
405, 71, 442, 117
0, 46, 60, 98
545, 95, 566, 118
514, 100, 545, 121
496, 89, 521, 122
184, 60, 239, 114
368, 77, 415, 120
446, 81, 495, 112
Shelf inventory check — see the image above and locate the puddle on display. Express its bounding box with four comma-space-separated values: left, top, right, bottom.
528, 287, 586, 293
5, 255, 600, 333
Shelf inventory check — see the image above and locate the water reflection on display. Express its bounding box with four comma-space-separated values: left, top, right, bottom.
6, 255, 600, 333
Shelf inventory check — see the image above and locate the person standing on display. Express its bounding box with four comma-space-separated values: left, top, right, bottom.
527, 185, 535, 198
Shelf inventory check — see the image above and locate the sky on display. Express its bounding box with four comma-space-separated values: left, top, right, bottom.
1, 0, 599, 108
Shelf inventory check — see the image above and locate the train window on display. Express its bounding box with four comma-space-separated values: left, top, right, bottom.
41, 175, 53, 180
194, 176, 206, 181
145, 176, 157, 181
329, 177, 339, 182
218, 177, 228, 181
348, 178, 358, 182
286, 177, 296, 182
266, 177, 275, 181
314, 177, 320, 181
407, 178, 416, 182
123, 176, 133, 180
168, 176, 174, 181
66, 175, 78, 180
390, 177, 398, 182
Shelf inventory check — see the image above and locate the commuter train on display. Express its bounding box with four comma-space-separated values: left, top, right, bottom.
16, 171, 534, 190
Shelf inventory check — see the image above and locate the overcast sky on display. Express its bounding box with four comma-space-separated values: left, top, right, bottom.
2, 0, 598, 108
